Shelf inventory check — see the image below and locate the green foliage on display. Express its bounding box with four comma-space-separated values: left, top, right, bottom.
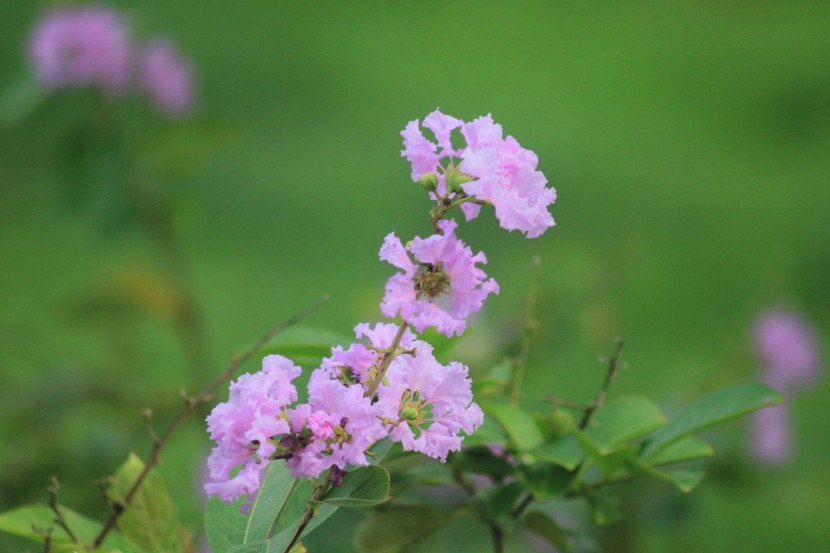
481, 402, 544, 451
108, 453, 186, 553
0, 503, 141, 553
641, 383, 783, 458
354, 505, 450, 553
316, 466, 391, 508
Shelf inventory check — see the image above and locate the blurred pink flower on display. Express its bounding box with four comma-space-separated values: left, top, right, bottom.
139, 38, 195, 117
754, 307, 822, 393
28, 5, 132, 94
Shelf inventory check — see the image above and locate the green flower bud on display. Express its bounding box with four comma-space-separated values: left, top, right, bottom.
400, 406, 420, 421
418, 171, 438, 192
445, 166, 473, 194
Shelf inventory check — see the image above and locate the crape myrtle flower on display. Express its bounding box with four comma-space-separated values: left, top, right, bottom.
139, 38, 195, 118
754, 307, 822, 393
459, 114, 555, 238
749, 307, 822, 466
401, 109, 556, 238
282, 370, 387, 479
204, 355, 301, 502
751, 403, 793, 466
380, 219, 499, 338
376, 341, 483, 462
28, 5, 132, 94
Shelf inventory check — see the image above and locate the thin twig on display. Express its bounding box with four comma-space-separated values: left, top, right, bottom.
47, 476, 77, 543
285, 471, 333, 552
510, 339, 627, 522
543, 396, 593, 411
92, 294, 329, 548
579, 338, 625, 430
32, 525, 52, 553
508, 255, 542, 406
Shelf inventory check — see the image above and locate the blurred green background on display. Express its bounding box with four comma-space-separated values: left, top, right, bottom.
1, 1, 829, 551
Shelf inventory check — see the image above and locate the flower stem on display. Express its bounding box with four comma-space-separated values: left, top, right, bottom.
507, 255, 541, 406
365, 322, 408, 398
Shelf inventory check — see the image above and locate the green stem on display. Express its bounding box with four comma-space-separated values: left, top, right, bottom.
508, 256, 541, 406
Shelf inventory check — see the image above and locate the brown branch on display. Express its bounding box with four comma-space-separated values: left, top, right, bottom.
364, 322, 408, 398
284, 471, 333, 552
579, 338, 625, 430
46, 476, 77, 543
91, 294, 329, 549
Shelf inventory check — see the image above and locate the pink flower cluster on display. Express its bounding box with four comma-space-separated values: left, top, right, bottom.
205, 324, 482, 500
401, 108, 556, 238
206, 110, 554, 501
750, 307, 822, 466
28, 5, 195, 117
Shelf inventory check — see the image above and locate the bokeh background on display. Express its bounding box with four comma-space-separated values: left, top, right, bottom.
1, 1, 829, 551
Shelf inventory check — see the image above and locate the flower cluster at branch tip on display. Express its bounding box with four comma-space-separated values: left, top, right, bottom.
402, 108, 556, 238
750, 307, 823, 465
206, 110, 554, 501
28, 4, 195, 118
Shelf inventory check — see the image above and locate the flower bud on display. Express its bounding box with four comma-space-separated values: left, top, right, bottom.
444, 166, 473, 195
418, 171, 438, 192
400, 406, 420, 421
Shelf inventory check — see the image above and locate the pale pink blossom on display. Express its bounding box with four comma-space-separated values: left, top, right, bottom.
380, 219, 499, 337
376, 341, 483, 461
28, 5, 132, 94
139, 38, 195, 117
204, 355, 301, 502
460, 114, 555, 238
284, 370, 387, 479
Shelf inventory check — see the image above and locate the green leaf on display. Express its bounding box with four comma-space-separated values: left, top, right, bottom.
253, 326, 350, 365
627, 457, 705, 493
641, 383, 782, 458
523, 511, 572, 553
532, 434, 583, 470
482, 402, 544, 451
646, 435, 715, 467
474, 481, 525, 522
0, 503, 141, 553
518, 462, 573, 500
109, 453, 183, 553
205, 497, 247, 553
449, 446, 516, 477
585, 396, 666, 453
317, 466, 391, 508
586, 492, 622, 526
354, 505, 451, 553
242, 463, 298, 543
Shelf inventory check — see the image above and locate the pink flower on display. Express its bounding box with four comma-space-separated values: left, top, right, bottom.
28, 5, 132, 94
376, 341, 483, 461
380, 219, 499, 337
204, 355, 301, 502
460, 114, 555, 238
754, 307, 822, 393
284, 370, 387, 479
750, 403, 792, 466
139, 38, 195, 117
319, 322, 417, 387
401, 109, 556, 238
